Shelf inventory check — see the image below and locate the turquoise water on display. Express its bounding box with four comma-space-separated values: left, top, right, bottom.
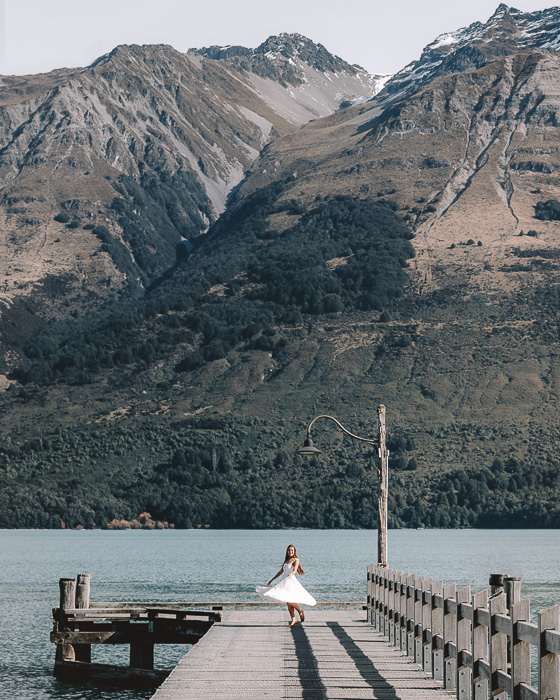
1, 529, 559, 699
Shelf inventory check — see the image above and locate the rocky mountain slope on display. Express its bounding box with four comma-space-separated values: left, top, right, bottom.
2, 6, 560, 530
237, 5, 560, 299
0, 35, 381, 364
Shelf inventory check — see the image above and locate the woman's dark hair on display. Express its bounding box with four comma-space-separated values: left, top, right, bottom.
284, 544, 304, 575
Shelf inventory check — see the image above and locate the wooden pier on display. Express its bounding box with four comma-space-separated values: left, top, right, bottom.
51, 567, 560, 700
150, 608, 453, 700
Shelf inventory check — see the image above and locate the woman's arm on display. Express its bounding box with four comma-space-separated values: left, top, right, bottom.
267, 568, 283, 585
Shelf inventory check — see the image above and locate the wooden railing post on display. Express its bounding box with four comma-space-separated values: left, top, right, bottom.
375, 566, 385, 632
505, 576, 522, 610
490, 592, 508, 700
372, 567, 379, 629
456, 586, 472, 700
392, 572, 401, 646
539, 604, 560, 700
407, 574, 416, 656
367, 566, 373, 624
432, 580, 444, 681
380, 569, 388, 636
422, 578, 433, 673
400, 573, 408, 651
472, 589, 489, 700
414, 576, 425, 664
444, 582, 457, 690
511, 598, 531, 700
389, 569, 399, 644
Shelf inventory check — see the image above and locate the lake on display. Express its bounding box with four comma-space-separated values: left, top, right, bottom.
1, 529, 559, 700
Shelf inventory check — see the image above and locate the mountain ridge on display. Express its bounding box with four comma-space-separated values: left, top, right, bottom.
0, 35, 380, 364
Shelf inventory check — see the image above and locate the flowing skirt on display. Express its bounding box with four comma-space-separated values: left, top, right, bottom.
256, 573, 316, 606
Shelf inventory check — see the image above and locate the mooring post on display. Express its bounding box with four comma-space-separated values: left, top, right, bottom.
74, 574, 92, 663
59, 577, 76, 611
57, 578, 76, 663
75, 573, 91, 609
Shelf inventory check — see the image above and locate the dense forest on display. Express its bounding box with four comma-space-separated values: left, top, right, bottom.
13, 184, 414, 385
1, 414, 558, 529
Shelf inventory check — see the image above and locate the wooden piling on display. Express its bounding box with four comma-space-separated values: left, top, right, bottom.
59, 577, 76, 611
75, 573, 91, 609
74, 574, 92, 663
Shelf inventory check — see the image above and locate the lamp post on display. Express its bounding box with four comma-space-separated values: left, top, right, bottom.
296, 405, 389, 567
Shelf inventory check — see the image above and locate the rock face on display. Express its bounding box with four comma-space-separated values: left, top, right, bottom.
0, 37, 381, 361
105, 512, 174, 529
237, 6, 560, 300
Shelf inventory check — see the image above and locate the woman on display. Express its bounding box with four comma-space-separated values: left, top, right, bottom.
256, 544, 316, 626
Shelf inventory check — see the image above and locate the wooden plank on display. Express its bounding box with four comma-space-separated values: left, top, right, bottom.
517, 621, 539, 646
59, 608, 221, 621
51, 622, 211, 646
546, 629, 560, 656
90, 600, 366, 609
150, 609, 456, 700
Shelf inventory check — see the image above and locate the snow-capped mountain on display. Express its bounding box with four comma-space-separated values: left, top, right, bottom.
385, 4, 560, 96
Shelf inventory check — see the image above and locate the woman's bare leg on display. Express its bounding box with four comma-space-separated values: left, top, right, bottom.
294, 604, 304, 621
287, 603, 297, 625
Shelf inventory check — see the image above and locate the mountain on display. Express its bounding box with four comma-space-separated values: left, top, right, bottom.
0, 36, 381, 364
2, 8, 560, 530
386, 4, 560, 97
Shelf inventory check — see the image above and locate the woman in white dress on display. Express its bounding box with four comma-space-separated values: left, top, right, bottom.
256, 544, 317, 626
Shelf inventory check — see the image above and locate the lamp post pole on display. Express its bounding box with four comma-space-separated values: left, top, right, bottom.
296, 404, 389, 568
377, 405, 388, 568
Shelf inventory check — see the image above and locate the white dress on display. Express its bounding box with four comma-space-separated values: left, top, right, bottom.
256, 561, 317, 606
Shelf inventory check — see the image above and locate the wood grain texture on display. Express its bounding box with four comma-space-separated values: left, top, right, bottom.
151, 609, 456, 700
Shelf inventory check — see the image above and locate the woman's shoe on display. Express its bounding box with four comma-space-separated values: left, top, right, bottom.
289, 619, 298, 627
299, 610, 305, 622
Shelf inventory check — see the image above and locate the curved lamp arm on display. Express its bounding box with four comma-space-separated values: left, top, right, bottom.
306, 414, 378, 446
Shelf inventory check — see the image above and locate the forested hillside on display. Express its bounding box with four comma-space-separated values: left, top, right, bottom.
2, 181, 560, 529
3, 8, 560, 530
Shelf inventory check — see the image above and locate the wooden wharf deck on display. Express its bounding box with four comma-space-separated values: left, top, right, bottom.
150, 608, 455, 700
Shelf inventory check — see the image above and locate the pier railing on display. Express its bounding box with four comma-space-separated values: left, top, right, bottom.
367, 565, 560, 700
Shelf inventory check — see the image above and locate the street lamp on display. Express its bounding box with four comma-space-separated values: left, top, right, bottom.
296, 405, 389, 567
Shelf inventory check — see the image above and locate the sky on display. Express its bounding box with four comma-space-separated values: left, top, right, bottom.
2, 0, 559, 77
